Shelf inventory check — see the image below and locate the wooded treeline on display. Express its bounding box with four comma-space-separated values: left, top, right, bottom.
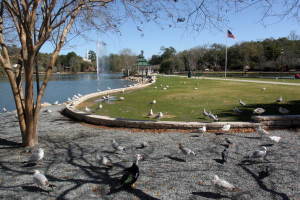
150, 33, 300, 73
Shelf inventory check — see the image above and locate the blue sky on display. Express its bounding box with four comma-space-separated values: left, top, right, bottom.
41, 3, 300, 59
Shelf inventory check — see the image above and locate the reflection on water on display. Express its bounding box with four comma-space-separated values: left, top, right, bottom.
0, 73, 132, 111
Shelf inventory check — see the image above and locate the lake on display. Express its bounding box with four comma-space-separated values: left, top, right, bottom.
0, 73, 132, 111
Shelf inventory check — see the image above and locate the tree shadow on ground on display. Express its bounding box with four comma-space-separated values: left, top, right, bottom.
191, 191, 229, 199
0, 138, 22, 149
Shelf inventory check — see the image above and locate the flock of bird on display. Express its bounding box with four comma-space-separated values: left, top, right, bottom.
26, 122, 281, 195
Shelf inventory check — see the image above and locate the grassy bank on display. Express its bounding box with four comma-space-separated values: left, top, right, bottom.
78, 76, 300, 122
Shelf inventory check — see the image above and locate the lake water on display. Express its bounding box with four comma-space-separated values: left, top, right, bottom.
0, 73, 132, 111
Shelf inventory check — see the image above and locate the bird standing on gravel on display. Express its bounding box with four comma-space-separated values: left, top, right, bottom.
268, 136, 281, 143
212, 175, 236, 191
97, 154, 113, 168
114, 154, 143, 190
112, 139, 126, 152
33, 170, 55, 190
28, 148, 44, 164
247, 146, 267, 160
257, 126, 269, 138
198, 126, 206, 133
178, 143, 196, 156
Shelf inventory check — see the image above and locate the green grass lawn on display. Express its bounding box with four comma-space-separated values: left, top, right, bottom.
78, 76, 300, 122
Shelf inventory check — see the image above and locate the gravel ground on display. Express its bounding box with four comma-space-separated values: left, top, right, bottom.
0, 105, 299, 200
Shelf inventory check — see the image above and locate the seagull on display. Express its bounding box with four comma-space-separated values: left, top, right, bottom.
212, 175, 236, 191
96, 154, 113, 168
178, 143, 196, 156
28, 148, 44, 164
276, 96, 283, 103
233, 107, 242, 113
33, 170, 55, 190
85, 106, 91, 113
119, 97, 125, 101
257, 126, 269, 137
247, 146, 267, 160
156, 112, 163, 119
198, 126, 206, 133
261, 87, 266, 91
150, 100, 156, 105
98, 104, 103, 109
253, 108, 265, 115
67, 97, 72, 102
163, 87, 167, 90
2, 107, 7, 112
53, 101, 59, 105
148, 109, 154, 116
77, 93, 82, 97
111, 139, 126, 152
107, 87, 111, 90
203, 109, 209, 117
239, 99, 246, 106
278, 107, 289, 114
137, 142, 150, 149
221, 124, 231, 132
208, 112, 219, 121
268, 136, 281, 143
194, 87, 198, 90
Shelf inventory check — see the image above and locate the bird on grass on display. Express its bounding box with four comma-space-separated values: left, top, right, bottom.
28, 148, 44, 164
156, 112, 163, 120
221, 124, 231, 132
253, 108, 265, 115
278, 107, 289, 114
239, 99, 246, 106
208, 112, 219, 121
33, 170, 55, 191
85, 106, 91, 113
119, 97, 125, 101
150, 100, 156, 105
147, 109, 153, 116
178, 143, 196, 156
113, 154, 143, 191
261, 87, 266, 91
111, 139, 126, 153
203, 109, 209, 117
212, 175, 237, 191
276, 96, 283, 103
98, 104, 103, 109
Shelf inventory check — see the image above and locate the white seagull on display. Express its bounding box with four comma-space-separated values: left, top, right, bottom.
53, 101, 59, 105
96, 154, 113, 168
261, 87, 266, 91
148, 109, 154, 116
28, 148, 44, 163
203, 109, 209, 117
253, 108, 265, 115
156, 112, 163, 119
150, 100, 156, 105
212, 175, 236, 191
222, 124, 231, 132
98, 104, 103, 109
2, 107, 7, 112
178, 143, 196, 156
33, 170, 55, 189
278, 107, 289, 114
268, 136, 281, 143
276, 96, 283, 103
239, 99, 246, 106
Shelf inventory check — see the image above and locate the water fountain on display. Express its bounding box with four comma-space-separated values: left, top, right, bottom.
96, 41, 108, 78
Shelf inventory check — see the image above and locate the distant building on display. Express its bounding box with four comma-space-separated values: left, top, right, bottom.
136, 50, 157, 75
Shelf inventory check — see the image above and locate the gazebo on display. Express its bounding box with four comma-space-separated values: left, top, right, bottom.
136, 50, 152, 76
